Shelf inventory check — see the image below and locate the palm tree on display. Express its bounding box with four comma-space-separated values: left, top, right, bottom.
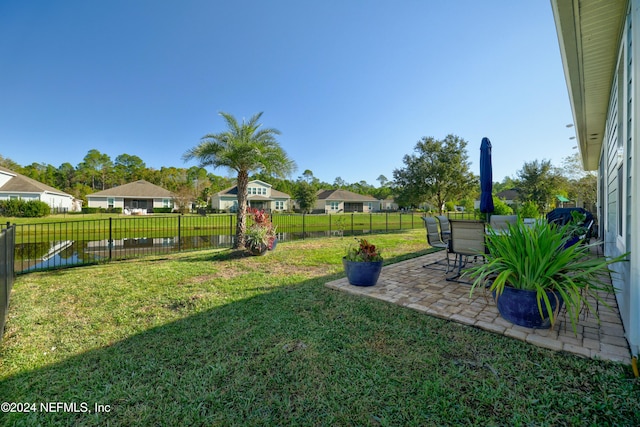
183, 112, 296, 249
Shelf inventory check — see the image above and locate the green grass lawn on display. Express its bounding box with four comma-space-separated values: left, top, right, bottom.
5, 212, 423, 243
1, 230, 638, 426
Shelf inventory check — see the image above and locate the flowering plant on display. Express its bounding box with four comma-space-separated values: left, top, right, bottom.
245, 208, 277, 253
345, 238, 383, 262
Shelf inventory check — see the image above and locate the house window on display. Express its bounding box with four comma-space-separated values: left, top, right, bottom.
163, 199, 172, 208
368, 202, 373, 210
9, 195, 18, 200
108, 198, 114, 208
275, 201, 284, 210
330, 202, 339, 211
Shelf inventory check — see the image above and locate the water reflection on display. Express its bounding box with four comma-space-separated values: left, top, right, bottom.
17, 230, 368, 273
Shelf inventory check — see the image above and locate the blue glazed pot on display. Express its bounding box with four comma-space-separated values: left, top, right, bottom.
563, 235, 580, 249
493, 287, 564, 329
342, 257, 383, 287
269, 238, 278, 251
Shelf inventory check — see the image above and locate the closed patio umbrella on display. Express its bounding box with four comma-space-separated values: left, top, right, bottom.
479, 137, 494, 215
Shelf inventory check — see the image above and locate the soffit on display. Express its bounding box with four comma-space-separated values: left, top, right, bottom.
551, 0, 628, 170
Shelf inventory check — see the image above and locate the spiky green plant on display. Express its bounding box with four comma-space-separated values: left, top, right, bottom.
465, 220, 628, 332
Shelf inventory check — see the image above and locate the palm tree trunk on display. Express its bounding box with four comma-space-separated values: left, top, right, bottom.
234, 170, 249, 249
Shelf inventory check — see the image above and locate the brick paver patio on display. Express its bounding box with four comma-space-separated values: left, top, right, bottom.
325, 251, 631, 364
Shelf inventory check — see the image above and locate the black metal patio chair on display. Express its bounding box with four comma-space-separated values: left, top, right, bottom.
421, 216, 450, 272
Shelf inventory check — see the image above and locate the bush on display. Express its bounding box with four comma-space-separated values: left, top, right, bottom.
0, 199, 22, 217
519, 201, 540, 218
444, 201, 456, 212
22, 200, 51, 217
82, 207, 101, 214
153, 207, 174, 214
0, 199, 50, 217
492, 197, 514, 215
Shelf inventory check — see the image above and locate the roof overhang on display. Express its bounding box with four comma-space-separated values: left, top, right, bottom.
550, 0, 628, 170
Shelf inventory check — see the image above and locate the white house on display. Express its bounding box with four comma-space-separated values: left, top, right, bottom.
378, 198, 399, 211
552, 0, 639, 359
87, 180, 176, 213
211, 180, 291, 212
0, 166, 80, 212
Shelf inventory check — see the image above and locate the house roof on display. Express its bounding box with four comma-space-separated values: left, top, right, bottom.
316, 189, 378, 202
495, 189, 520, 200
87, 180, 175, 198
0, 166, 73, 198
551, 0, 628, 170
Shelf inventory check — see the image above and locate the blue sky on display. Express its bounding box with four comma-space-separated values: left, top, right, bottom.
0, 0, 575, 186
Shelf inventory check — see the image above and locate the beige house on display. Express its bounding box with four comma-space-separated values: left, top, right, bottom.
87, 180, 176, 213
315, 189, 379, 213
551, 0, 639, 358
0, 166, 81, 212
211, 180, 291, 212
378, 198, 399, 211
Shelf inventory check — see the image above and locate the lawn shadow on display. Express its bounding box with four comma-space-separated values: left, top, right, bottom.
0, 270, 432, 425
2, 246, 638, 426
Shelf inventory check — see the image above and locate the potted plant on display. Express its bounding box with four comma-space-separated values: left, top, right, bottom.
245, 208, 277, 256
563, 210, 592, 248
342, 238, 384, 286
465, 220, 627, 331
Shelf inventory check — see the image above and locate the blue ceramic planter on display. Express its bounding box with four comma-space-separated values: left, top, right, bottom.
342, 258, 383, 287
563, 235, 580, 249
269, 238, 278, 251
493, 287, 564, 329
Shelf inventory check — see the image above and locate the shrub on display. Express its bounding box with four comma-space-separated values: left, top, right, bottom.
445, 201, 456, 212
0, 199, 50, 217
492, 197, 514, 215
0, 199, 22, 217
519, 201, 540, 218
153, 207, 174, 214
22, 200, 51, 217
82, 207, 101, 214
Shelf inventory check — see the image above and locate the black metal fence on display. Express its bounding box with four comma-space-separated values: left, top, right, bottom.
1, 224, 16, 341
7, 212, 425, 274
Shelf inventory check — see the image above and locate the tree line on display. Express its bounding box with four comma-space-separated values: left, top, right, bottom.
391, 135, 596, 216
0, 136, 594, 217
0, 150, 393, 208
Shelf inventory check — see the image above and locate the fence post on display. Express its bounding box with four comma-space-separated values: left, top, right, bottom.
0, 225, 15, 341
303, 213, 306, 239
351, 213, 354, 235
369, 213, 372, 234
329, 213, 331, 235
229, 214, 233, 247
386, 212, 389, 232
108, 217, 112, 261
178, 215, 182, 252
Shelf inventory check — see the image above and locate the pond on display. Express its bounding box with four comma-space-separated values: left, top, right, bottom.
16, 230, 369, 273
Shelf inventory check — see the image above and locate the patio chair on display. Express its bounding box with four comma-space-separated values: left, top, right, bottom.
421, 216, 450, 271
436, 215, 451, 242
446, 220, 487, 283
489, 215, 518, 234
